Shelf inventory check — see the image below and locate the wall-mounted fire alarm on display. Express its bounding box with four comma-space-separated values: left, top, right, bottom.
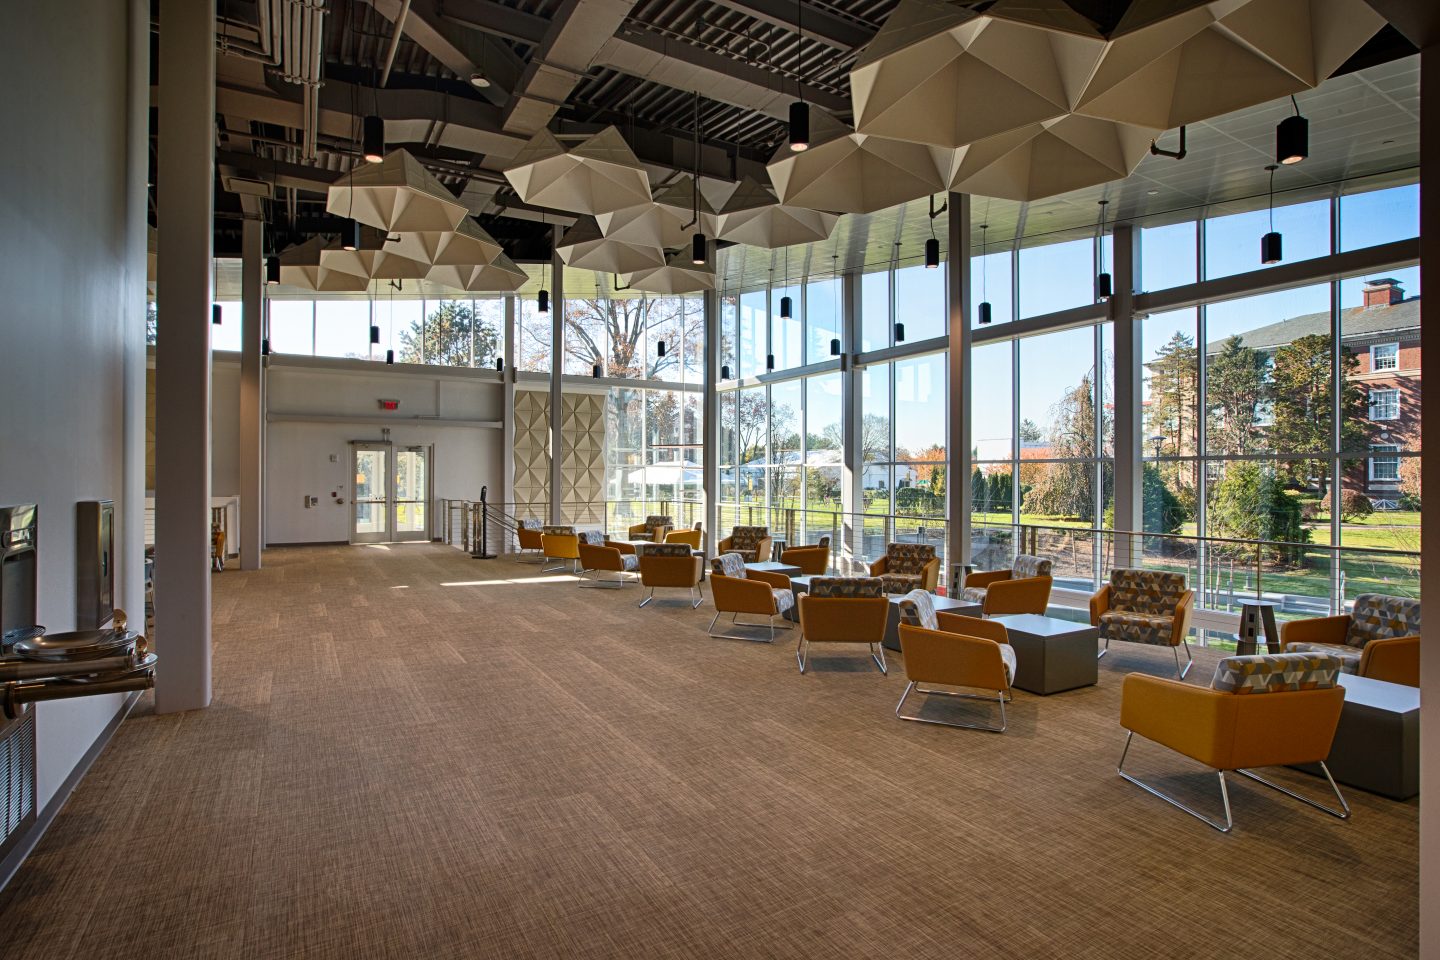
378, 398, 400, 411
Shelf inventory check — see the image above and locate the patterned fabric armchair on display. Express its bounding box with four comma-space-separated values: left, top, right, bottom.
1118, 653, 1348, 833
627, 514, 674, 542
896, 593, 1016, 732
1091, 569, 1194, 678
540, 525, 581, 573
960, 554, 1053, 615
578, 539, 639, 588
718, 526, 773, 563
796, 577, 889, 674
781, 536, 831, 575
638, 542, 704, 609
1281, 594, 1420, 686
514, 517, 545, 562
707, 552, 795, 642
868, 543, 940, 594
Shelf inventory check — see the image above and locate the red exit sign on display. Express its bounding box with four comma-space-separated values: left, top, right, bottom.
378, 398, 400, 411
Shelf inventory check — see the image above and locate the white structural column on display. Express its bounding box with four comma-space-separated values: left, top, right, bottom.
548, 245, 565, 524
154, 0, 215, 713
239, 219, 264, 570
841, 270, 860, 574
121, 0, 151, 621
1109, 223, 1141, 566
702, 288, 719, 555
501, 295, 516, 539
1419, 39, 1439, 960
946, 192, 973, 582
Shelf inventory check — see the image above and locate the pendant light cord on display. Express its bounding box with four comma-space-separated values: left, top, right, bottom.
1268, 164, 1277, 232
981, 224, 988, 302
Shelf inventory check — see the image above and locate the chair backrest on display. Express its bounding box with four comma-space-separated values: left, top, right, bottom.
665, 528, 702, 549
1013, 554, 1053, 579
1345, 594, 1421, 648
1211, 652, 1341, 695
541, 525, 576, 537
729, 525, 769, 550
885, 543, 936, 575
578, 530, 608, 544
644, 514, 673, 527
645, 542, 693, 557
1109, 568, 1187, 616
896, 589, 937, 631
816, 536, 831, 549
519, 518, 544, 530
712, 552, 748, 579
809, 576, 885, 598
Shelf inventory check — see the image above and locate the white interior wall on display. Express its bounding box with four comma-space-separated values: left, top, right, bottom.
0, 0, 146, 808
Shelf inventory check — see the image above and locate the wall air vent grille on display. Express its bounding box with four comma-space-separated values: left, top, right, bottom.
0, 709, 37, 862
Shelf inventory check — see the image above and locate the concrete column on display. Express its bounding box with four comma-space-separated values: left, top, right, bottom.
702, 288, 719, 555
1419, 40, 1439, 960
120, 0, 150, 623
946, 192, 973, 584
501, 294, 516, 522
548, 245, 565, 523
239, 219, 263, 571
153, 0, 214, 713
841, 270, 860, 573
1109, 223, 1141, 568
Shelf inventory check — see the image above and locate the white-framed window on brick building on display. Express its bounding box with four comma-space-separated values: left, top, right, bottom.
1369, 387, 1400, 420
1369, 444, 1401, 483
1371, 342, 1399, 371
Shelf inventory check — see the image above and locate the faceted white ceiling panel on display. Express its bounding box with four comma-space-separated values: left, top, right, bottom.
427, 252, 530, 292
556, 216, 666, 275
384, 217, 504, 267
621, 247, 716, 295
278, 237, 371, 292
326, 150, 469, 233
715, 176, 840, 248
503, 126, 652, 216
947, 114, 1159, 201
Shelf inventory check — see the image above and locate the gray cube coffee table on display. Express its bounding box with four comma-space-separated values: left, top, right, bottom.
990, 614, 1100, 695
1297, 673, 1419, 800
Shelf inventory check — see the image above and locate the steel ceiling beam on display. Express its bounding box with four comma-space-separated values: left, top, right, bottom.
363, 0, 522, 105
502, 0, 639, 136
704, 0, 876, 52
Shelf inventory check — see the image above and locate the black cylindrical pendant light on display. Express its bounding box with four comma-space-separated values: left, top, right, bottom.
780, 295, 793, 320
1261, 231, 1283, 264
496, 357, 505, 371
788, 101, 809, 152
1094, 199, 1111, 302
370, 325, 380, 345
1096, 272, 1113, 301
720, 364, 731, 380
830, 338, 840, 356
362, 115, 385, 163
1277, 97, 1308, 165
979, 301, 993, 325
593, 363, 602, 378
766, 354, 775, 370
342, 218, 361, 251
691, 233, 707, 265
212, 304, 222, 325
261, 338, 271, 356
266, 255, 281, 285
537, 288, 550, 315
657, 339, 667, 358
924, 237, 939, 269
385, 349, 395, 365
894, 322, 905, 343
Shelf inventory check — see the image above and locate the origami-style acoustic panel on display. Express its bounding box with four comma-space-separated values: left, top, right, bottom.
556, 216, 665, 275
850, 0, 1105, 149
767, 110, 953, 215
278, 237, 370, 292
947, 114, 1158, 201
503, 127, 652, 216
384, 217, 504, 267
320, 247, 431, 281
714, 176, 840, 248
427, 253, 529, 292
622, 248, 716, 295
1073, 0, 1385, 130
595, 176, 717, 249
326, 150, 469, 233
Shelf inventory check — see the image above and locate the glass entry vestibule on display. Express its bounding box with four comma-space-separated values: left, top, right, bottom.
351, 441, 432, 543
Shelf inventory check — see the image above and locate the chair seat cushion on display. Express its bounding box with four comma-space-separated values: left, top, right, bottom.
1283, 641, 1361, 674
773, 589, 795, 614
959, 585, 988, 604
879, 573, 922, 594
1099, 611, 1174, 646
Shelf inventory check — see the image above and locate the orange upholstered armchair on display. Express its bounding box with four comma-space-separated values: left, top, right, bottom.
717, 526, 772, 563
1117, 652, 1349, 833
578, 540, 639, 588
960, 554, 1053, 615
1280, 594, 1420, 687
868, 543, 940, 594
1091, 569, 1194, 678
638, 542, 704, 609
894, 593, 1016, 732
540, 525, 581, 573
707, 553, 795, 642
514, 518, 544, 563
796, 577, 890, 674
781, 536, 831, 575
664, 526, 703, 551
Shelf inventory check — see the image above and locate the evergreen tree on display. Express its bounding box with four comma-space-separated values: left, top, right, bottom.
1209, 461, 1309, 563
1205, 336, 1267, 456
397, 300, 499, 366
1268, 334, 1363, 495
1025, 374, 1102, 521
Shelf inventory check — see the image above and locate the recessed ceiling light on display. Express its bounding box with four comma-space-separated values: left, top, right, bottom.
469, 72, 491, 89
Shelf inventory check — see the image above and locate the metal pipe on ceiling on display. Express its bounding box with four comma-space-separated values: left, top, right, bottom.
379, 0, 413, 88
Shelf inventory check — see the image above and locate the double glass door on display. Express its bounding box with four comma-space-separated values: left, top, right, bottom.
352, 442, 431, 543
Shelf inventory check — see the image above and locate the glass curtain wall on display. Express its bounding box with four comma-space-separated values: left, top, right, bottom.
249, 295, 508, 367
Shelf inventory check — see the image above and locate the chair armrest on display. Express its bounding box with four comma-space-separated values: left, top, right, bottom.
869, 557, 887, 576
964, 569, 1013, 588
921, 558, 941, 593
605, 539, 637, 555
1089, 584, 1112, 625
1280, 614, 1351, 649
578, 543, 620, 569
717, 537, 734, 553
746, 568, 791, 590
711, 574, 777, 614
935, 613, 1009, 646
1360, 635, 1420, 687
1120, 674, 1236, 769
982, 576, 1052, 616
1170, 590, 1194, 647
754, 537, 773, 562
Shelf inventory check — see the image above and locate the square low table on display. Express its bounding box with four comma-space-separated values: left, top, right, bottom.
1296, 673, 1419, 801
990, 614, 1099, 695
746, 560, 803, 578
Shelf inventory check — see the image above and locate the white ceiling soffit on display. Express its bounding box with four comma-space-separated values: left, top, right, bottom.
503, 126, 653, 216
622, 247, 717, 295
767, 110, 954, 215
278, 237, 373, 292
325, 149, 470, 232
851, 0, 1107, 149
556, 216, 667, 274
948, 113, 1160, 201
427, 252, 531, 292
319, 247, 433, 281
715, 176, 841, 247
383, 217, 505, 267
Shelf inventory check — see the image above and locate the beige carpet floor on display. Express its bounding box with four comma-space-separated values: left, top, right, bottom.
0, 543, 1419, 959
